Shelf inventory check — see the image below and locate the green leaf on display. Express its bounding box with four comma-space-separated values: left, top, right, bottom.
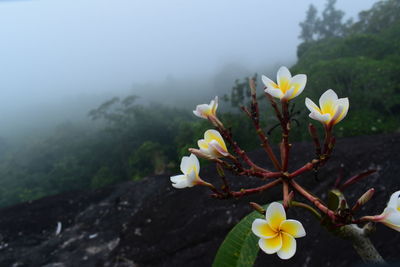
212, 205, 269, 267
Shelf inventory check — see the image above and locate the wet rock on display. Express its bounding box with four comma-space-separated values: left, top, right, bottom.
0, 134, 399, 266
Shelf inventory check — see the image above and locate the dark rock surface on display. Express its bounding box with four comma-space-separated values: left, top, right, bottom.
0, 134, 400, 267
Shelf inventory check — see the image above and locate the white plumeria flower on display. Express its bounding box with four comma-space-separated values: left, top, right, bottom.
378, 190, 400, 232
197, 129, 228, 158
170, 154, 206, 189
262, 66, 307, 101
305, 89, 349, 126
193, 96, 218, 119
252, 202, 306, 260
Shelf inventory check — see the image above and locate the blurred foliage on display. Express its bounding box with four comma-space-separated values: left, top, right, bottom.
294, 0, 400, 140
0, 0, 399, 207
0, 94, 262, 207
223, 74, 257, 108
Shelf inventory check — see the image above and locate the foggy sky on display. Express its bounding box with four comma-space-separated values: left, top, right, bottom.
0, 0, 377, 136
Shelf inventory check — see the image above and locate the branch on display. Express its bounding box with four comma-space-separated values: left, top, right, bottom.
336, 224, 385, 264
211, 178, 282, 199
289, 180, 336, 219
280, 100, 291, 171
216, 124, 270, 173
238, 80, 282, 171
339, 170, 377, 191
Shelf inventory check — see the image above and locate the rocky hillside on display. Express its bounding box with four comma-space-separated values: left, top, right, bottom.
0, 134, 399, 267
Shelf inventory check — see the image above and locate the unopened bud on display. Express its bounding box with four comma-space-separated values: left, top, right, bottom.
352, 188, 375, 212
249, 202, 265, 215
358, 188, 375, 205
188, 148, 213, 160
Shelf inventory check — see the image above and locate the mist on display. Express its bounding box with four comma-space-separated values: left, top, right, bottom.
0, 0, 377, 137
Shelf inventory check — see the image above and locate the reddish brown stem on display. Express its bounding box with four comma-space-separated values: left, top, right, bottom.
212, 178, 282, 199
340, 170, 377, 191
280, 100, 290, 171
239, 169, 282, 180
265, 93, 283, 123
288, 160, 321, 178
289, 180, 336, 219
217, 125, 268, 173
355, 214, 385, 224
255, 128, 282, 171
323, 125, 334, 154
283, 181, 289, 208
240, 107, 281, 171
241, 82, 282, 171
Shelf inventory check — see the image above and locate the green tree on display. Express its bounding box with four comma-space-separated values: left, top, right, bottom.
316, 0, 345, 39
299, 4, 318, 43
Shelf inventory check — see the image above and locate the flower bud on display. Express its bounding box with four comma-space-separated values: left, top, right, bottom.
358, 188, 375, 206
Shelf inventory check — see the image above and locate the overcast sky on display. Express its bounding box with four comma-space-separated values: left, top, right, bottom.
0, 0, 377, 135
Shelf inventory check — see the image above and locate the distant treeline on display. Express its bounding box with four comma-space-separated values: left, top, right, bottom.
292, 0, 400, 138
0, 0, 399, 207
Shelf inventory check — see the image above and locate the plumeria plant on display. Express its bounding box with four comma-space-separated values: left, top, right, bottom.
171, 66, 398, 265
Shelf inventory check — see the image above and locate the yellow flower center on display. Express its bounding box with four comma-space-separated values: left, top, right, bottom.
321, 100, 336, 117
279, 78, 291, 93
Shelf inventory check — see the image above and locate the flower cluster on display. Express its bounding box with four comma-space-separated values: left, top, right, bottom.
169, 65, 398, 261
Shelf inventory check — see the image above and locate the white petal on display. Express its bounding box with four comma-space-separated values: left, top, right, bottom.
193, 110, 202, 117
387, 191, 400, 209
172, 182, 189, 189
266, 202, 286, 231
193, 104, 212, 119
277, 66, 291, 86
204, 129, 223, 143
180, 154, 199, 175
209, 140, 229, 157
282, 87, 295, 100
180, 155, 192, 174
204, 129, 227, 152
383, 207, 400, 225
333, 98, 349, 124
305, 98, 320, 113
289, 74, 307, 99
170, 174, 186, 184
198, 139, 208, 150
309, 112, 331, 123
262, 75, 277, 88
185, 169, 198, 187
258, 234, 282, 254
265, 87, 284, 99
211, 96, 218, 114
188, 154, 200, 176
252, 218, 278, 239
280, 219, 306, 238
331, 105, 344, 124
171, 175, 189, 189
319, 89, 338, 109
277, 232, 297, 260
